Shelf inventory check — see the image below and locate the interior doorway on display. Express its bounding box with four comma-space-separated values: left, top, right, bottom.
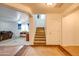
18, 13, 30, 41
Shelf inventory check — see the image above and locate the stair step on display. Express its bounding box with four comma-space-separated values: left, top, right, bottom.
35, 38, 46, 40
34, 27, 46, 45
35, 35, 45, 37
35, 36, 45, 37
35, 34, 45, 35
34, 43, 46, 45
36, 30, 44, 32
35, 40, 46, 41
36, 30, 44, 31
35, 37, 45, 39
35, 38, 45, 40
36, 29, 44, 30
36, 32, 45, 33
36, 27, 44, 29
35, 39, 46, 41
35, 36, 45, 38
37, 28, 44, 29
35, 39, 45, 40
36, 32, 45, 34
34, 41, 46, 44
35, 35, 45, 36
36, 28, 44, 30
36, 33, 44, 34
36, 32, 44, 34
34, 40, 46, 42
36, 32, 44, 33
36, 35, 45, 36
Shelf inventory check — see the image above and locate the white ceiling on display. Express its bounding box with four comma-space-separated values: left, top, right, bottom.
22, 3, 72, 14
0, 7, 29, 23
0, 7, 18, 22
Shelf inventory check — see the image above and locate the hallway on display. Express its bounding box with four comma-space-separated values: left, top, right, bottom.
20, 46, 71, 56
0, 45, 79, 56
0, 3, 79, 56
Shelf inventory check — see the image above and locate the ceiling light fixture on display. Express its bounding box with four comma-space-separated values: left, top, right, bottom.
46, 3, 57, 8
47, 3, 52, 5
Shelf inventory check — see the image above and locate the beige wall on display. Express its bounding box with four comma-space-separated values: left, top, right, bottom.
46, 14, 62, 45
62, 10, 79, 46
29, 17, 36, 45
29, 14, 62, 45
29, 10, 79, 46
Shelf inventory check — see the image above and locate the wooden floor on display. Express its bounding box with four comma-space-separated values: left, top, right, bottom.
0, 45, 24, 56
0, 45, 78, 56
21, 46, 69, 56
62, 46, 79, 56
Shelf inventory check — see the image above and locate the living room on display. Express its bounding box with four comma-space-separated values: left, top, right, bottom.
0, 6, 30, 45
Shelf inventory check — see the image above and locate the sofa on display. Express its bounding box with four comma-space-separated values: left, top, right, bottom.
0, 31, 13, 41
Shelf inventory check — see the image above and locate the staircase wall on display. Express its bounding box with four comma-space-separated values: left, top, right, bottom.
30, 13, 62, 45
46, 14, 62, 45
33, 14, 46, 28
29, 17, 36, 45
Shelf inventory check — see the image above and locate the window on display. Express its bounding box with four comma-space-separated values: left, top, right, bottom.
18, 23, 21, 30
17, 13, 29, 32
21, 24, 29, 32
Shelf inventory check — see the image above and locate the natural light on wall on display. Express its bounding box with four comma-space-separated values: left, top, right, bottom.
17, 12, 29, 32
21, 24, 29, 32
34, 14, 46, 27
